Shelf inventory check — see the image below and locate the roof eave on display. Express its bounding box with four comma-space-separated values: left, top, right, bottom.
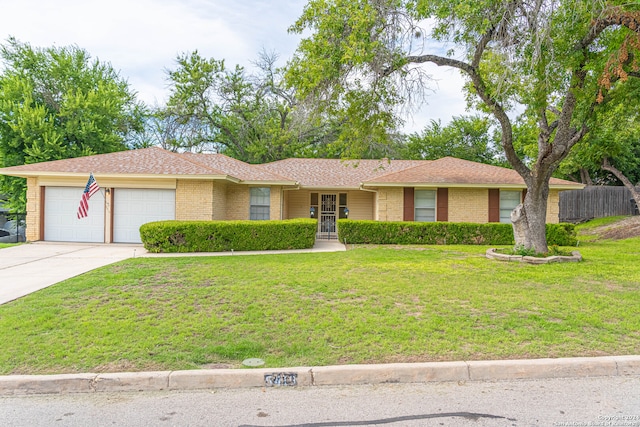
297, 185, 363, 190
361, 182, 527, 188
361, 182, 584, 190
241, 180, 299, 186
0, 171, 235, 182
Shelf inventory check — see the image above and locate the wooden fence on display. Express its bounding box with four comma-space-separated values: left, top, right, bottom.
559, 186, 639, 223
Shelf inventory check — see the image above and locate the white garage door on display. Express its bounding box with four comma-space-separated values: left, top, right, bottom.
113, 189, 175, 243
45, 187, 105, 242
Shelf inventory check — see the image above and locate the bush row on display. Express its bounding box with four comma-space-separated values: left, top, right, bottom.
140, 219, 317, 253
337, 220, 577, 246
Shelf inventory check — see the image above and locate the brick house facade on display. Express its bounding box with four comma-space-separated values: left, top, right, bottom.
0, 147, 583, 243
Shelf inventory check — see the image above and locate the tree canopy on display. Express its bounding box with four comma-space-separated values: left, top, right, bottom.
288, 0, 640, 252
0, 37, 145, 211
402, 115, 504, 165
157, 50, 359, 163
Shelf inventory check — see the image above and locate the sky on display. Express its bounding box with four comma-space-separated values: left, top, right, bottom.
0, 0, 470, 133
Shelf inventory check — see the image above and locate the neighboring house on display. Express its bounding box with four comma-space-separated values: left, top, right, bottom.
0, 147, 584, 244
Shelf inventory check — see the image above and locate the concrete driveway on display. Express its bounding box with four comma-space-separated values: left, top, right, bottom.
0, 243, 142, 305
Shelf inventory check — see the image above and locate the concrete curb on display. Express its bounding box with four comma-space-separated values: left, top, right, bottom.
1, 355, 639, 396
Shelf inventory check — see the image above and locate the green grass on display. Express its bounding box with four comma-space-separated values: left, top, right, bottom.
0, 223, 639, 374
575, 216, 627, 232
0, 243, 19, 249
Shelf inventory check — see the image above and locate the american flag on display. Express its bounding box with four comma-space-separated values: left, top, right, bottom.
77, 173, 100, 219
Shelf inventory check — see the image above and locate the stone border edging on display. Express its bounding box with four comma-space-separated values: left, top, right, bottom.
486, 248, 582, 264
1, 355, 638, 395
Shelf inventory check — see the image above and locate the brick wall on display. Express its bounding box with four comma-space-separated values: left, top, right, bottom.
270, 186, 282, 220
376, 188, 404, 221
175, 180, 213, 220
448, 188, 490, 223
226, 183, 249, 220
212, 181, 227, 220
25, 177, 40, 241
546, 189, 560, 224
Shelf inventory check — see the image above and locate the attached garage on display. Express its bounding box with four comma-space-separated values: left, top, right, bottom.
113, 188, 175, 243
44, 187, 105, 242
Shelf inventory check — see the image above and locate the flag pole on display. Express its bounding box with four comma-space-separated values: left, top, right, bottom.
93, 172, 106, 199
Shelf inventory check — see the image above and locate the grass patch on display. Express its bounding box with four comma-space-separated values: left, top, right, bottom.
1, 228, 639, 375
0, 243, 19, 249
575, 216, 628, 232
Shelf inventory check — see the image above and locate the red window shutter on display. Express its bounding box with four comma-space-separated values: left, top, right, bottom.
403, 187, 414, 221
488, 189, 500, 222
437, 188, 448, 222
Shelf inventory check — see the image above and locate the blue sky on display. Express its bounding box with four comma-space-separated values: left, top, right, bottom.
0, 0, 468, 132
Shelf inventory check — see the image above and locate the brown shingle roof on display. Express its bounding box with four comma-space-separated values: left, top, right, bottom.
0, 148, 582, 189
261, 158, 427, 188
365, 157, 580, 187
0, 147, 228, 177
179, 153, 293, 182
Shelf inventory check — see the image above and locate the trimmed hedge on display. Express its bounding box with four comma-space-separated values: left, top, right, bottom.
337, 220, 577, 246
140, 219, 317, 253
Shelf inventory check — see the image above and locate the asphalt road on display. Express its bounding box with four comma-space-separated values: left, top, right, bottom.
1, 376, 639, 427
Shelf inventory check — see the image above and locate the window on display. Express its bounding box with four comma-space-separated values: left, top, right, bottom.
338, 193, 348, 219
250, 187, 270, 220
500, 191, 521, 223
310, 193, 318, 218
414, 190, 436, 222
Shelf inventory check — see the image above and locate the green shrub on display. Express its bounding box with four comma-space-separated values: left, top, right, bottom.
338, 220, 577, 246
140, 219, 317, 253
545, 222, 578, 246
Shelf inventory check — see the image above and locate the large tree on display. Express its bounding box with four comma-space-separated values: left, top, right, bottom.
288, 0, 640, 253
160, 50, 338, 162
556, 79, 640, 211
402, 115, 504, 165
0, 37, 146, 211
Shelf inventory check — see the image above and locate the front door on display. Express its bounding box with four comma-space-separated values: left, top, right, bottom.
318, 194, 337, 240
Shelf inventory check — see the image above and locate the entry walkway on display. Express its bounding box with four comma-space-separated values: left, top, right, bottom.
0, 241, 346, 305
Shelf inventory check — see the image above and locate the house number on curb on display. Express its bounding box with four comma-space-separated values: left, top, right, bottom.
264, 372, 297, 387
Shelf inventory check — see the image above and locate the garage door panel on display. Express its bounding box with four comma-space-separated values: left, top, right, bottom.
45, 187, 104, 242
114, 189, 175, 243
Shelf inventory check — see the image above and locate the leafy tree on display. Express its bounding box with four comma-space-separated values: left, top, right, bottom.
160, 50, 340, 162
556, 81, 640, 193
402, 115, 504, 164
0, 37, 146, 211
560, 81, 640, 208
287, 0, 640, 252
159, 49, 404, 161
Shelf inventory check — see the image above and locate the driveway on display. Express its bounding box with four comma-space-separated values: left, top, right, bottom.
0, 243, 142, 305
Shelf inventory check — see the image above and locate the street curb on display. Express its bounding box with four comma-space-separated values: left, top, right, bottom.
1, 355, 639, 395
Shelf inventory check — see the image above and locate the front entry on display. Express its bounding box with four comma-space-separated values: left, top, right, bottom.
318, 194, 337, 240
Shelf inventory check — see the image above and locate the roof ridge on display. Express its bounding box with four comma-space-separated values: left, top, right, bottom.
174, 150, 234, 177
182, 152, 296, 182
364, 158, 433, 182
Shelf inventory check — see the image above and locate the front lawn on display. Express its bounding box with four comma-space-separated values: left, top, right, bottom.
0, 229, 639, 374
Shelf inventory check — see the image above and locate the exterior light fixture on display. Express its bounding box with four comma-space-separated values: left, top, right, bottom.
344, 207, 349, 218
310, 207, 316, 218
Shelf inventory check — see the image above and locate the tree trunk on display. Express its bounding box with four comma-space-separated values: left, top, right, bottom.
580, 168, 593, 186
602, 158, 640, 213
511, 181, 550, 253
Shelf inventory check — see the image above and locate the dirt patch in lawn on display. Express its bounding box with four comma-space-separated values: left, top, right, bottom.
583, 216, 640, 240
